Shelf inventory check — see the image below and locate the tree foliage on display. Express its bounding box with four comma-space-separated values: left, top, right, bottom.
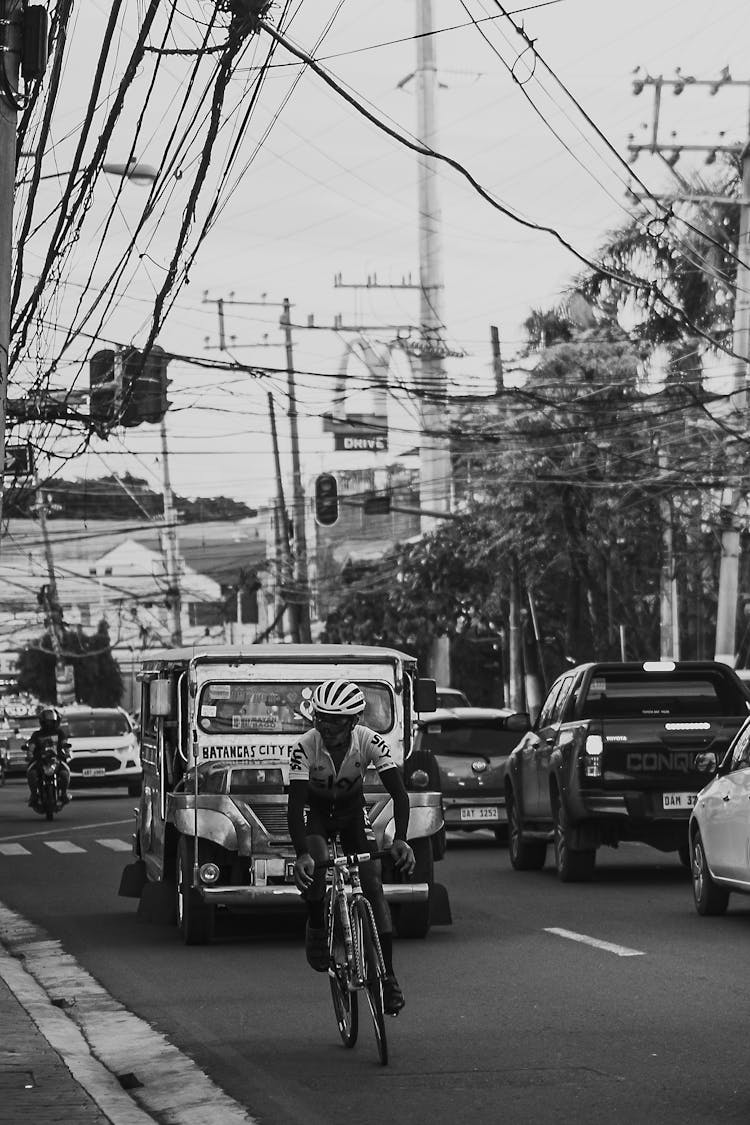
17, 620, 124, 707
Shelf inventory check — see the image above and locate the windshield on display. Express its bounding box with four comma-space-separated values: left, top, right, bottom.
198, 680, 394, 734
417, 719, 513, 756
65, 713, 131, 738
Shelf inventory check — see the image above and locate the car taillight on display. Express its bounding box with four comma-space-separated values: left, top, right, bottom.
583, 734, 603, 777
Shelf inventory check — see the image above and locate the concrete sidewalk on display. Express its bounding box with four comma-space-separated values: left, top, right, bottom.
0, 972, 114, 1124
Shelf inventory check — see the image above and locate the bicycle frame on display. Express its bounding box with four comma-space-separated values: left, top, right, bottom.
323, 840, 388, 1065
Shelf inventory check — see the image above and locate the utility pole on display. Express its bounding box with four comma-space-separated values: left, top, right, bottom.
204, 293, 310, 643
414, 0, 452, 534
159, 416, 182, 645
0, 0, 22, 534
628, 69, 750, 666
281, 297, 311, 643
33, 474, 75, 704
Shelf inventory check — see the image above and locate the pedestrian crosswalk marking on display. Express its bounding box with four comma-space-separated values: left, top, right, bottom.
0, 838, 131, 855
95, 838, 132, 852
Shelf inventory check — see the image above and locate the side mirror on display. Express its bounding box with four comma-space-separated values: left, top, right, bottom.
506, 712, 531, 732
694, 751, 718, 775
415, 678, 437, 713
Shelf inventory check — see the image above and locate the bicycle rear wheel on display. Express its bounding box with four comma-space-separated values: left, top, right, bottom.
327, 890, 358, 1048
351, 896, 388, 1066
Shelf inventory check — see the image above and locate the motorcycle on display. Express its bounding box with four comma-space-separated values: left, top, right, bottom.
29, 739, 70, 821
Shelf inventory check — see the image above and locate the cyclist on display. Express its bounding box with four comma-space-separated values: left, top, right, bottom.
287, 678, 416, 1016
26, 706, 71, 807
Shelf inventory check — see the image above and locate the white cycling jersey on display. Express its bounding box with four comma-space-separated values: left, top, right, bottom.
290, 725, 395, 805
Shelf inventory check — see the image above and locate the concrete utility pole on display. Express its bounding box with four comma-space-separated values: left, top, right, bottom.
0, 0, 22, 534
628, 70, 750, 666
281, 297, 312, 644
415, 0, 452, 534
159, 416, 183, 646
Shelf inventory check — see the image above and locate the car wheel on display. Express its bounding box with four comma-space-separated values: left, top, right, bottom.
691, 828, 729, 916
553, 797, 595, 883
393, 837, 433, 939
507, 788, 546, 871
176, 838, 215, 945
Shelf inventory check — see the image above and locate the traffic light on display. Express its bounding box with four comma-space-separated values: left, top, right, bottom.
121, 345, 172, 427
315, 473, 339, 526
89, 349, 116, 431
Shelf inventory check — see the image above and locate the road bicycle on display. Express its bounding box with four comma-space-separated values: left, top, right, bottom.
319, 841, 390, 1066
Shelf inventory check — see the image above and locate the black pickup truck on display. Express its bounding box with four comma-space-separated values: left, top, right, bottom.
504, 660, 750, 881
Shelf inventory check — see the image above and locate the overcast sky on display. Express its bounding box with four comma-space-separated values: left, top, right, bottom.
17, 0, 750, 509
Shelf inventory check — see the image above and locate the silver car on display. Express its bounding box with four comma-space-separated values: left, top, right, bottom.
689, 715, 750, 915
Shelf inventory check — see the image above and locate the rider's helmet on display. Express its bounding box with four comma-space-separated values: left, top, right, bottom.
39, 707, 60, 733
310, 680, 366, 719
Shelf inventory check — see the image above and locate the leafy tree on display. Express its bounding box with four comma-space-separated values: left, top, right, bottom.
17, 620, 124, 706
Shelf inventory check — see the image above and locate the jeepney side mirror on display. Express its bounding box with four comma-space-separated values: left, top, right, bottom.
150, 679, 173, 717
415, 678, 437, 713
506, 712, 531, 732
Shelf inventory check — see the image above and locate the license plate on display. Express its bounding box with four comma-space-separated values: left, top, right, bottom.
460, 806, 500, 822
662, 792, 698, 810
82, 768, 106, 777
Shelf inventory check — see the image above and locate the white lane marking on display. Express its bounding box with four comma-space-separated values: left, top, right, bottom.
0, 901, 260, 1125
44, 840, 86, 854
0, 818, 133, 843
96, 838, 132, 852
0, 843, 31, 855
544, 926, 645, 957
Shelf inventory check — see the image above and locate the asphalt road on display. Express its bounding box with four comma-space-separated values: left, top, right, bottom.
1, 778, 749, 1125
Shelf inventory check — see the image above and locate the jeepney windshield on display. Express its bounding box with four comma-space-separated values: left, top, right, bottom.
197, 680, 394, 734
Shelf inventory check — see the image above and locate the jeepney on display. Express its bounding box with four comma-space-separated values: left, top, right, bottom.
119, 643, 451, 944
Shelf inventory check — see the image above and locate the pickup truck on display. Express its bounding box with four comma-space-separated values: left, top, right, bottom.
504, 660, 750, 881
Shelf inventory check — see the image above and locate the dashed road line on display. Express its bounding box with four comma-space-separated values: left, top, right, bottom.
0, 817, 133, 843
96, 838, 132, 852
45, 840, 87, 854
544, 926, 645, 957
0, 843, 30, 856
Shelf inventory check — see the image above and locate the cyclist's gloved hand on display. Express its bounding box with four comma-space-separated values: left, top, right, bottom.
293, 852, 315, 892
390, 839, 415, 876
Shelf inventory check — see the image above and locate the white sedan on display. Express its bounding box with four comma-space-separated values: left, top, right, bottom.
689, 717, 750, 915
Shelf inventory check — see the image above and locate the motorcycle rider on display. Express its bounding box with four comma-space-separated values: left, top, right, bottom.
26, 707, 71, 807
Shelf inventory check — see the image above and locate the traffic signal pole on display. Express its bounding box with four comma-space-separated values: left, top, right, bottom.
0, 0, 22, 536
159, 415, 183, 645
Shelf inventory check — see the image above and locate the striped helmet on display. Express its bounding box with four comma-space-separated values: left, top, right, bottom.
311, 679, 366, 717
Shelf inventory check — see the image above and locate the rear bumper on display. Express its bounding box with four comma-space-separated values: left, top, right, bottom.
197, 881, 430, 909
70, 771, 142, 789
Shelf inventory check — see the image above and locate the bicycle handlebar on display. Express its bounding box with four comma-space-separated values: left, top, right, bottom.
315, 848, 391, 870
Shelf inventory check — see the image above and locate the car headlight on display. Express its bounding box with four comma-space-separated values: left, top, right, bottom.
199, 862, 220, 885
408, 768, 430, 789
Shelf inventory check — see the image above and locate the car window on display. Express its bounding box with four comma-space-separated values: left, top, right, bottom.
729, 724, 750, 771
549, 675, 576, 724
580, 672, 748, 718
435, 690, 470, 708
66, 713, 131, 738
537, 682, 564, 728
417, 720, 515, 756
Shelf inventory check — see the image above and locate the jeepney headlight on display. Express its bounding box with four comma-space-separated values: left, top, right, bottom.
408, 768, 430, 789
199, 862, 220, 885
583, 734, 603, 778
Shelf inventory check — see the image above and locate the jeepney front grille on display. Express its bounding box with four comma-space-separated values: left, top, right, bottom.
247, 803, 290, 839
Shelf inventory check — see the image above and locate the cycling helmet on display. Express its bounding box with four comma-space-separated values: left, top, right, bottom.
311, 680, 366, 718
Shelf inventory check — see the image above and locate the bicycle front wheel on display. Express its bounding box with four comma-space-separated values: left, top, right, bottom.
351, 896, 388, 1066
327, 890, 358, 1048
